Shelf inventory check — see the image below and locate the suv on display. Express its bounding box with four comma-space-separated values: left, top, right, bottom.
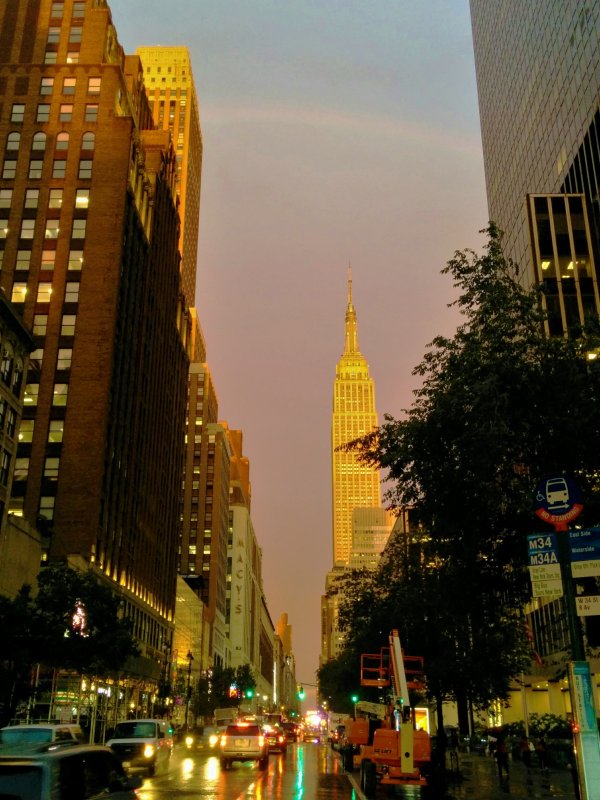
263, 724, 287, 755
219, 722, 268, 770
0, 724, 86, 746
107, 719, 172, 776
0, 742, 142, 799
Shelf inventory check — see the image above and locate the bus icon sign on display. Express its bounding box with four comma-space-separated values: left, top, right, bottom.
534, 477, 582, 530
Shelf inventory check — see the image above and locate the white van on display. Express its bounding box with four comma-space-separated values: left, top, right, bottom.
107, 719, 173, 776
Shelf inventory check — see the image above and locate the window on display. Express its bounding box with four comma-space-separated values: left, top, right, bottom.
52, 159, 66, 178
51, 1, 64, 17
33, 315, 48, 335
81, 132, 95, 150
12, 361, 23, 396
32, 132, 47, 150
78, 160, 92, 180
66, 52, 79, 64
72, 1, 85, 16
47, 27, 61, 44
40, 77, 54, 95
24, 384, 39, 407
62, 77, 76, 94
61, 314, 76, 335
48, 189, 63, 209
0, 190, 12, 209
55, 132, 69, 150
1, 160, 16, 179
41, 250, 55, 270
20, 219, 35, 238
16, 251, 31, 270
11, 283, 27, 303
14, 457, 30, 480
0, 221, 7, 239
44, 52, 58, 65
71, 219, 86, 239
39, 497, 55, 520
45, 219, 60, 239
84, 104, 98, 122
6, 132, 20, 150
52, 383, 68, 405
68, 250, 83, 270
0, 348, 13, 385
69, 26, 82, 43
8, 497, 24, 516
64, 282, 79, 303
87, 77, 101, 94
57, 348, 72, 369
6, 408, 16, 439
11, 104, 25, 122
44, 457, 60, 479
59, 104, 73, 122
75, 189, 89, 209
28, 160, 43, 179
37, 283, 52, 303
24, 189, 39, 209
0, 452, 11, 486
30, 348, 43, 368
48, 420, 63, 442
37, 104, 50, 122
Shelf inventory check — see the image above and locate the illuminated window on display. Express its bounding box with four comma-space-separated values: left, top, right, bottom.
40, 77, 54, 95
19, 419, 35, 443
64, 282, 79, 303
37, 283, 52, 303
24, 384, 39, 406
62, 77, 76, 94
24, 189, 39, 209
75, 189, 89, 209
20, 219, 35, 238
11, 283, 27, 304
0, 220, 7, 239
39, 496, 55, 520
87, 77, 101, 94
52, 383, 68, 406
61, 314, 76, 335
11, 104, 25, 122
48, 189, 63, 209
45, 219, 60, 239
0, 190, 12, 209
33, 315, 48, 335
44, 457, 60, 479
57, 348, 72, 369
55, 132, 69, 150
14, 457, 30, 480
68, 250, 83, 270
66, 52, 79, 64
41, 251, 56, 271
48, 421, 63, 442
59, 104, 73, 122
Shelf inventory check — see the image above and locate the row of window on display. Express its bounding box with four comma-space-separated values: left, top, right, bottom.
0, 187, 90, 211
8, 494, 55, 520
5, 131, 95, 153
47, 25, 83, 45
51, 1, 85, 19
9, 103, 98, 123
12, 281, 79, 305
29, 314, 77, 337
1, 217, 87, 239
40, 76, 100, 96
2, 159, 93, 181
0, 398, 18, 439
24, 383, 69, 407
0, 250, 84, 274
0, 348, 23, 397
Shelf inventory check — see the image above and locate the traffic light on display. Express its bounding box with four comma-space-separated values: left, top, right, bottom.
297, 686, 305, 700
244, 687, 255, 699
351, 694, 359, 703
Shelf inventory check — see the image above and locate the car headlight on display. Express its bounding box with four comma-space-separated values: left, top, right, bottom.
185, 735, 194, 747
144, 744, 156, 759
209, 734, 219, 747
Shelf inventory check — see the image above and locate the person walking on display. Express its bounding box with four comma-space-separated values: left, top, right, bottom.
535, 736, 548, 771
520, 734, 532, 769
495, 736, 510, 780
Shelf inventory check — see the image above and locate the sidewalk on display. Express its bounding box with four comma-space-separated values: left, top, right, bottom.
446, 751, 578, 799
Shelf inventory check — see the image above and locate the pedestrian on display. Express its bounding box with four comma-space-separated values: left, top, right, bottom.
520, 734, 532, 769
535, 736, 547, 771
495, 736, 510, 780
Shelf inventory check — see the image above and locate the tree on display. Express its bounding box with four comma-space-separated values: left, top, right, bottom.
341, 225, 600, 732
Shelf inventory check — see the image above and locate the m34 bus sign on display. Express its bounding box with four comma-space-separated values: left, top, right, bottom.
527, 534, 563, 598
534, 477, 583, 531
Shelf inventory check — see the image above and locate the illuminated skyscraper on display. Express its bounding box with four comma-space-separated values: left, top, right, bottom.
136, 46, 202, 307
331, 274, 381, 566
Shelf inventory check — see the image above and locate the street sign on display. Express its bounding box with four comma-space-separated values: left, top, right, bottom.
534, 476, 583, 530
527, 534, 563, 598
575, 596, 600, 616
569, 528, 600, 577
527, 533, 558, 564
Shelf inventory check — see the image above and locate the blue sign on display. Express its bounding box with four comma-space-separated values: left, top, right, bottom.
534, 476, 583, 529
569, 528, 600, 562
527, 533, 558, 566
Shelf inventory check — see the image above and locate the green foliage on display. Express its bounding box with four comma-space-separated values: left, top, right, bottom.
528, 713, 572, 739
194, 663, 256, 717
339, 225, 600, 724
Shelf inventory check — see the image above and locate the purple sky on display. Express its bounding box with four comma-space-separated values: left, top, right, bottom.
112, 0, 488, 708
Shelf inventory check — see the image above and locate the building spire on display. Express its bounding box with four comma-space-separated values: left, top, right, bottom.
344, 264, 359, 354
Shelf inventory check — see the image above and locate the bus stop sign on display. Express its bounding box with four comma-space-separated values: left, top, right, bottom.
534, 476, 583, 530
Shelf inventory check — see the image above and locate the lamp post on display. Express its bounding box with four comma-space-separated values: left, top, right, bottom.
184, 651, 194, 731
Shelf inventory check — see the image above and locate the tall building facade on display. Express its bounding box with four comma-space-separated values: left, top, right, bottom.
136, 46, 202, 307
470, 1, 600, 274
0, 0, 189, 680
331, 274, 381, 565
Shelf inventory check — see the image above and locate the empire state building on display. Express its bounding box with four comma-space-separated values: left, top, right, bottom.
331, 275, 381, 565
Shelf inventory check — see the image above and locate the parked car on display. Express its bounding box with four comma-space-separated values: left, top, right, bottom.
0, 723, 86, 746
219, 722, 268, 770
263, 724, 287, 755
330, 724, 346, 750
107, 719, 173, 776
0, 742, 142, 799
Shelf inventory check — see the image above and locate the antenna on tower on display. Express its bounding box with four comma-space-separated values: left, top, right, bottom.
347, 261, 353, 305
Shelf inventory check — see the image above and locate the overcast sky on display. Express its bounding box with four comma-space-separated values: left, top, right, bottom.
111, 0, 488, 709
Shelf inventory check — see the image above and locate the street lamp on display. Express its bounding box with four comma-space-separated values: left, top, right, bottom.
184, 651, 194, 731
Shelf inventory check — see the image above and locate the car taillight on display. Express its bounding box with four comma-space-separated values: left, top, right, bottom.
220, 735, 227, 747
278, 736, 284, 743
258, 735, 265, 747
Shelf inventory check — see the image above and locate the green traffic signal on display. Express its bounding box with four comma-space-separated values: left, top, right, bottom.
351, 694, 359, 703
245, 687, 255, 699
297, 686, 305, 700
